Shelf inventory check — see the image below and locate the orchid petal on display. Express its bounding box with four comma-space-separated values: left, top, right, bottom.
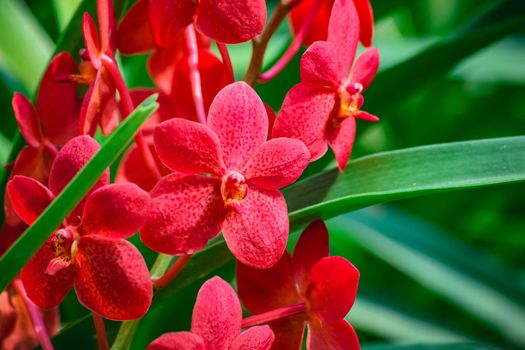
190, 277, 241, 350
230, 325, 274, 350
326, 116, 356, 171
154, 118, 225, 175
7, 176, 54, 226
74, 235, 152, 320
82, 13, 101, 67
148, 0, 196, 48
117, 0, 155, 54
268, 317, 306, 350
12, 93, 41, 147
148, 332, 205, 350
289, 0, 333, 46
243, 138, 310, 190
20, 240, 74, 309
208, 82, 268, 170
222, 187, 288, 269
196, 0, 266, 44
307, 318, 360, 350
350, 48, 380, 91
307, 257, 359, 322
148, 45, 181, 94
273, 83, 336, 161
355, 0, 374, 47
80, 184, 150, 239
97, 0, 116, 56
327, 0, 359, 76
300, 41, 340, 85
140, 174, 224, 255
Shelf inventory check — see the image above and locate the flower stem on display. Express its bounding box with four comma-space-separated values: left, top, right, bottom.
153, 254, 192, 289
241, 302, 306, 328
184, 25, 207, 125
217, 42, 235, 83
101, 55, 161, 181
92, 314, 110, 350
243, 1, 297, 86
12, 279, 54, 350
259, 0, 322, 83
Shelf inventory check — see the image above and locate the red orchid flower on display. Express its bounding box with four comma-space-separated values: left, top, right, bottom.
290, 0, 374, 47
75, 0, 120, 135
117, 0, 229, 119
273, 0, 380, 171
0, 287, 59, 350
140, 82, 310, 269
4, 52, 80, 227
148, 276, 274, 350
148, 0, 266, 46
237, 220, 360, 350
6, 136, 152, 320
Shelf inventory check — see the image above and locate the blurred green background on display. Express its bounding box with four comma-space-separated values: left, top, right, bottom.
0, 0, 524, 349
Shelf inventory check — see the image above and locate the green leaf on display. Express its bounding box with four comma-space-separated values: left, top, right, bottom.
283, 136, 525, 229
362, 343, 494, 350
0, 95, 159, 292
330, 208, 525, 346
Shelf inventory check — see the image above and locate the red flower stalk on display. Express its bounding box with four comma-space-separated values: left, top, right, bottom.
148, 0, 267, 46
148, 276, 274, 350
141, 82, 310, 269
6, 136, 153, 320
5, 52, 80, 227
237, 220, 360, 350
273, 0, 380, 171
290, 0, 374, 47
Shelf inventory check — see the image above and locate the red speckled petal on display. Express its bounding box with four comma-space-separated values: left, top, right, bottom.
264, 104, 275, 140
148, 332, 205, 350
307, 318, 360, 350
300, 41, 340, 86
148, 0, 196, 48
208, 82, 268, 170
37, 52, 80, 146
326, 116, 356, 171
7, 176, 54, 226
223, 187, 288, 269
273, 83, 336, 161
49, 136, 109, 224
83, 13, 101, 67
12, 93, 42, 147
292, 220, 329, 293
154, 118, 225, 175
237, 253, 300, 314
307, 257, 359, 322
327, 0, 359, 76
289, 0, 333, 46
141, 174, 224, 255
355, 0, 374, 47
196, 0, 266, 44
20, 239, 74, 309
230, 325, 274, 350
74, 235, 152, 320
191, 277, 241, 350
243, 138, 310, 190
170, 49, 229, 122
350, 48, 380, 91
80, 184, 151, 239
117, 0, 155, 54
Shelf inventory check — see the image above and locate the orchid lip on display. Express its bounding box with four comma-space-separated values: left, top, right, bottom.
220, 171, 248, 209
46, 228, 78, 275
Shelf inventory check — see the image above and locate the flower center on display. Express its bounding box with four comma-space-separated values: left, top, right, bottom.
220, 171, 248, 210
68, 61, 97, 85
46, 228, 77, 276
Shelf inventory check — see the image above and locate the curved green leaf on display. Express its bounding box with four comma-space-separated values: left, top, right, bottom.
0, 95, 158, 291
284, 136, 525, 229
362, 343, 494, 350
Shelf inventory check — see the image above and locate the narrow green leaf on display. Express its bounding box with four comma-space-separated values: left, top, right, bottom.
283, 136, 525, 228
362, 343, 494, 350
0, 95, 158, 292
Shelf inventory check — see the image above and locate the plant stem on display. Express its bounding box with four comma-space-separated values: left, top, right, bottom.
92, 314, 110, 350
259, 0, 322, 83
12, 279, 54, 350
111, 254, 174, 350
101, 54, 161, 180
241, 302, 306, 328
243, 2, 295, 86
153, 254, 192, 289
217, 42, 235, 83
184, 25, 207, 125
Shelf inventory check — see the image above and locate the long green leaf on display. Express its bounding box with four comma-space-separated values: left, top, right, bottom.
283, 136, 525, 229
362, 343, 494, 350
0, 95, 158, 292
